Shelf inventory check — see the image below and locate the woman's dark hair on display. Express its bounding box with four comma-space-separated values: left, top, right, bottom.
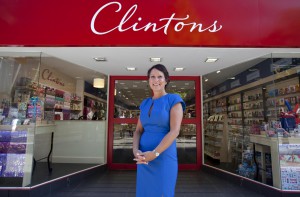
147, 64, 170, 87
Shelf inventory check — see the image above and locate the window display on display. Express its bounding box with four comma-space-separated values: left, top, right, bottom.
0, 54, 107, 188
203, 55, 300, 191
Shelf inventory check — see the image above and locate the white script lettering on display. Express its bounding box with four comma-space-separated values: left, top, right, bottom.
91, 1, 222, 35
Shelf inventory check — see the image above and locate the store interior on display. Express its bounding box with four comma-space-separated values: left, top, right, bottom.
1, 50, 300, 191
203, 53, 300, 190
0, 53, 108, 187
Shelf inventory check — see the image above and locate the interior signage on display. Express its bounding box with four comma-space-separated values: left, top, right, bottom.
219, 85, 227, 93
41, 69, 65, 86
231, 79, 240, 88
91, 1, 223, 35
246, 70, 260, 82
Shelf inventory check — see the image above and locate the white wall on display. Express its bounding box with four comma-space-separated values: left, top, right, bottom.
52, 121, 107, 164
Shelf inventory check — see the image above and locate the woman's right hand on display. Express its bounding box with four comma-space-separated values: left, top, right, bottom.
133, 150, 148, 165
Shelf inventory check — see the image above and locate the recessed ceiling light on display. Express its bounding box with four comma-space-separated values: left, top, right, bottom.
205, 78, 208, 82
216, 70, 221, 74
205, 58, 218, 63
126, 67, 137, 71
93, 57, 107, 62
150, 57, 162, 62
228, 77, 236, 80
174, 67, 185, 72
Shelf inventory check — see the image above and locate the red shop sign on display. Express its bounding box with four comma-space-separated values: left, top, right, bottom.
0, 0, 300, 47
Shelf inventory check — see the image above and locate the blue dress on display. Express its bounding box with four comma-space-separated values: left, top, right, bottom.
136, 93, 186, 197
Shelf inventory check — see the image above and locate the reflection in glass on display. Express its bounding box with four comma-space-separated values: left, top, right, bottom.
177, 124, 196, 164
114, 80, 196, 119
112, 123, 197, 164
114, 80, 150, 118
113, 123, 136, 163
113, 79, 197, 165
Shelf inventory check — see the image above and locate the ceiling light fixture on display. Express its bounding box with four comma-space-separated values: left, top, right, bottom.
150, 57, 162, 62
205, 78, 208, 82
174, 67, 185, 72
228, 77, 236, 80
205, 57, 218, 63
216, 70, 221, 74
126, 67, 137, 71
93, 57, 107, 62
93, 78, 105, 88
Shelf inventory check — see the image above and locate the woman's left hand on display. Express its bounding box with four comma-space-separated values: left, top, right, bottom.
134, 151, 156, 164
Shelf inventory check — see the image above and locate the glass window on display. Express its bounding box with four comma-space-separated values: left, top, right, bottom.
0, 52, 107, 188
112, 78, 199, 166
203, 53, 300, 191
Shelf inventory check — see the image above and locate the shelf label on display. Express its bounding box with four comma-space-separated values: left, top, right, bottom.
219, 85, 226, 92
230, 79, 240, 88
246, 70, 260, 82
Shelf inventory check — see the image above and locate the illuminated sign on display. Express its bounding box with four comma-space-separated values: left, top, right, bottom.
91, 1, 222, 35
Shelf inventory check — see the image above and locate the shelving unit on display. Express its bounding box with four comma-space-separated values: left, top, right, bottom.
203, 102, 210, 124
204, 114, 229, 162
266, 77, 300, 121
185, 104, 195, 118
69, 94, 83, 119
242, 87, 265, 147
203, 65, 300, 189
83, 92, 106, 120
227, 93, 243, 164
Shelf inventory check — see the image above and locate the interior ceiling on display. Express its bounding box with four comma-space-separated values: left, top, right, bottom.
1, 47, 300, 94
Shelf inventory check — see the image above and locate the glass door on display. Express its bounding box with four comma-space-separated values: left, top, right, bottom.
108, 76, 201, 170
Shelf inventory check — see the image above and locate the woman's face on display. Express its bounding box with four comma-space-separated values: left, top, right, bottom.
148, 68, 167, 93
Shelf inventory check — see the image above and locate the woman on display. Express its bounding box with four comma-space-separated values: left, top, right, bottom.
133, 64, 185, 197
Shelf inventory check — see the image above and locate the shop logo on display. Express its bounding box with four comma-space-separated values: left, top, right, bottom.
42, 69, 65, 86
91, 1, 222, 35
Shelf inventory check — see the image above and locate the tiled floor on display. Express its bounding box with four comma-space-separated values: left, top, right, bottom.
53, 170, 265, 197
31, 163, 98, 186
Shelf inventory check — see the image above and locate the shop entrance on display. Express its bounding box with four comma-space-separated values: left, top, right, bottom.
108, 76, 202, 170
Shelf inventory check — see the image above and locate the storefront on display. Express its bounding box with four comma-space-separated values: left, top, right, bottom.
202, 54, 300, 190
1, 0, 300, 195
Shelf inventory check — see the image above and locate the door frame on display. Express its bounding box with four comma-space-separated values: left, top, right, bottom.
107, 76, 202, 170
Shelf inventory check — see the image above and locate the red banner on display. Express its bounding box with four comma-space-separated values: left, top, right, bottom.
0, 0, 300, 47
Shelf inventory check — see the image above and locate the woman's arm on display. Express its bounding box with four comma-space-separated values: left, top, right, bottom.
142, 102, 183, 162
132, 117, 147, 163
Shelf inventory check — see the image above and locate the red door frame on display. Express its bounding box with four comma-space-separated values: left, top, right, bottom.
108, 76, 202, 170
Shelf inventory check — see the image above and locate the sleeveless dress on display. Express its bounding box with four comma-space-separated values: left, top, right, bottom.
136, 93, 186, 197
